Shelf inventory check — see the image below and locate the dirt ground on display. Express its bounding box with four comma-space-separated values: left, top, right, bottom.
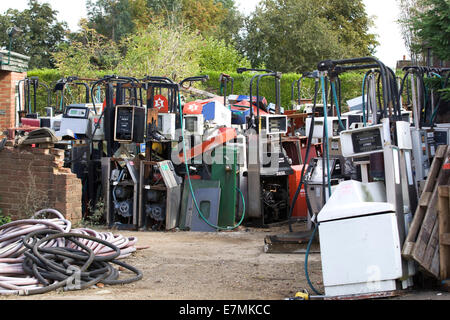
0, 222, 449, 301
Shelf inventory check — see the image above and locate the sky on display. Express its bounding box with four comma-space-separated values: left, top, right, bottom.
0, 0, 408, 69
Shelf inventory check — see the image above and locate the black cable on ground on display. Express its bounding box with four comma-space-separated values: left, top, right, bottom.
19, 229, 143, 296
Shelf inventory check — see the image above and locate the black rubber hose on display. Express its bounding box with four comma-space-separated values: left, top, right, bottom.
19, 229, 142, 296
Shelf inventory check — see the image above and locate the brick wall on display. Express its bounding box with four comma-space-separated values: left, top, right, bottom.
0, 144, 83, 223
0, 71, 27, 132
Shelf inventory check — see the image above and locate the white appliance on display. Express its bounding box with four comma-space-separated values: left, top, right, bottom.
260, 115, 288, 135
58, 105, 91, 137
183, 114, 204, 136
202, 101, 232, 128
306, 116, 348, 140
317, 180, 403, 297
158, 113, 176, 140
340, 124, 386, 158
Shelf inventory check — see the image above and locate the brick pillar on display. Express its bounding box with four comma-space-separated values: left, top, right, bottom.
0, 49, 30, 134
0, 71, 27, 132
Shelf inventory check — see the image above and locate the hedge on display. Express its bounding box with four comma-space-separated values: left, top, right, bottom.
25, 68, 369, 115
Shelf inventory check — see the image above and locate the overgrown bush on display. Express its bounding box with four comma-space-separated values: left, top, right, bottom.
198, 37, 251, 72
117, 23, 202, 81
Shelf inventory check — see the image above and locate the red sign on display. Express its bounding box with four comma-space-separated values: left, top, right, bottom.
183, 101, 203, 114
154, 95, 169, 113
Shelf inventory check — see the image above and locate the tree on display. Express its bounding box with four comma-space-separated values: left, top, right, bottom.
237, 0, 377, 72
116, 23, 203, 80
86, 0, 138, 42
410, 0, 450, 62
323, 0, 378, 57
0, 0, 68, 69
86, 0, 232, 40
397, 0, 427, 63
213, 1, 245, 46
53, 21, 121, 78
181, 0, 228, 36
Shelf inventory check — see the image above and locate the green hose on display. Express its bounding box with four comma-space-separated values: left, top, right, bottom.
305, 223, 322, 295
330, 80, 346, 130
178, 92, 246, 231
362, 73, 368, 127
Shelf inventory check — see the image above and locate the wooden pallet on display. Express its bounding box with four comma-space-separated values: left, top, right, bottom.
438, 185, 450, 280
402, 145, 450, 279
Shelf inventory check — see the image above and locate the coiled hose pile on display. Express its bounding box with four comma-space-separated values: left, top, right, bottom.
0, 209, 143, 296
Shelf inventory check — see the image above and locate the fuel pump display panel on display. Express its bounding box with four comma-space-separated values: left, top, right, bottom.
351, 128, 383, 154
116, 107, 134, 141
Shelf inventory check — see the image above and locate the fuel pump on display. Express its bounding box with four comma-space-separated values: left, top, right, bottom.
219, 73, 234, 106
237, 67, 293, 226
303, 57, 416, 298
139, 75, 214, 231
17, 77, 52, 126
398, 66, 450, 193
89, 75, 145, 229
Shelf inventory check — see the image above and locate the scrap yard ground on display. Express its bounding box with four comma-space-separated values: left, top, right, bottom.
0, 223, 449, 300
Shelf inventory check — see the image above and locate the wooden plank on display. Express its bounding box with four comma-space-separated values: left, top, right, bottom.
438, 183, 450, 280
440, 233, 450, 246
423, 146, 446, 192
419, 192, 433, 207
408, 185, 438, 260
420, 220, 439, 271
403, 145, 448, 260
430, 246, 441, 279
407, 147, 450, 278
412, 203, 436, 263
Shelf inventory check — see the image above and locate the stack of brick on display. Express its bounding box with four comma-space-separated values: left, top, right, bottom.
0, 144, 82, 223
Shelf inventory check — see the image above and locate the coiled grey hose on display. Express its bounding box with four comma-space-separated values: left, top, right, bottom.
0, 209, 142, 295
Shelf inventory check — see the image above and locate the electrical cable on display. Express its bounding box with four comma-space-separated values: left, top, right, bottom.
304, 223, 321, 295
430, 71, 449, 125
330, 80, 346, 130
362, 71, 370, 126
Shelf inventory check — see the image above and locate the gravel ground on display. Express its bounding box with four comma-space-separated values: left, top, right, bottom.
0, 222, 448, 301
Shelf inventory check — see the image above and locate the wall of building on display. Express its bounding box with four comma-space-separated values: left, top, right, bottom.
0, 144, 83, 223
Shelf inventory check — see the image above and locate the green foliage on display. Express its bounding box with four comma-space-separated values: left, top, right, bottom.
0, 0, 68, 69
53, 22, 250, 81
117, 23, 202, 80
0, 214, 11, 227
86, 0, 138, 42
238, 0, 378, 72
0, 200, 11, 226
198, 37, 251, 72
323, 0, 378, 56
410, 0, 450, 61
53, 22, 121, 78
83, 199, 105, 227
26, 69, 62, 114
